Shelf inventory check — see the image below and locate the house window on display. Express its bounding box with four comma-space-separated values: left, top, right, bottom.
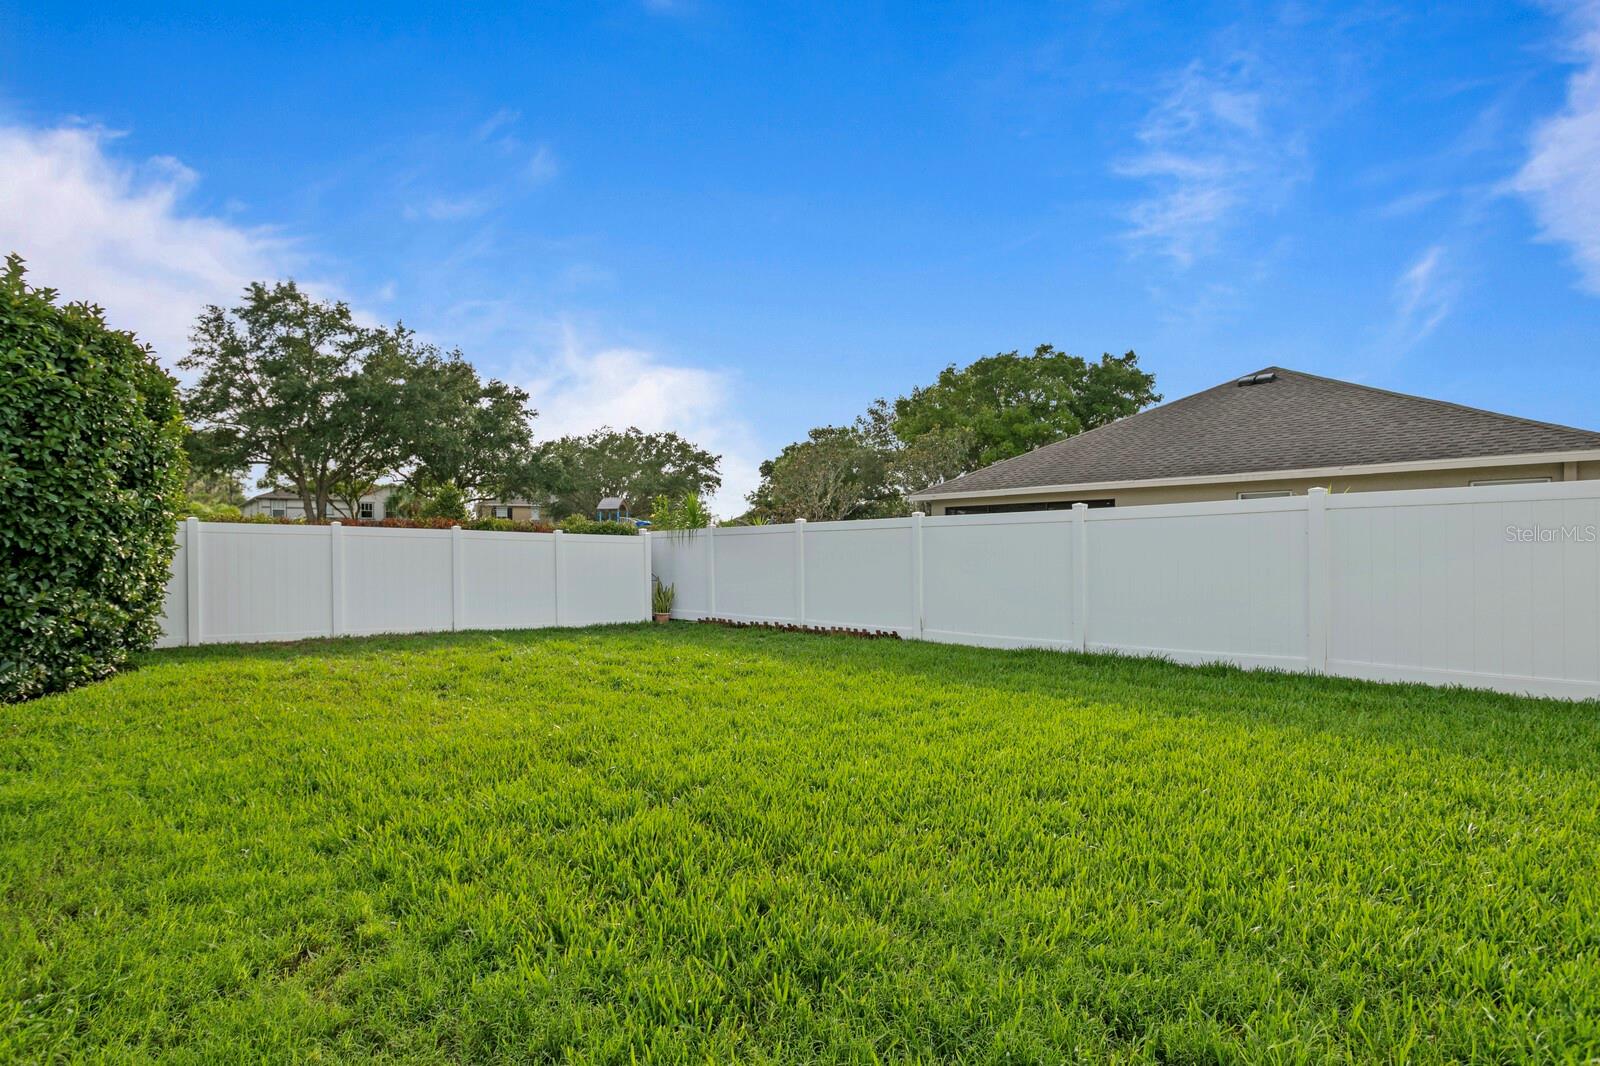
271, 504, 286, 518
944, 499, 1114, 515
1238, 490, 1293, 500
359, 502, 374, 520
1470, 477, 1552, 487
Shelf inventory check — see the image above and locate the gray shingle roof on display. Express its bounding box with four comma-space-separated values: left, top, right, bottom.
915, 367, 1600, 498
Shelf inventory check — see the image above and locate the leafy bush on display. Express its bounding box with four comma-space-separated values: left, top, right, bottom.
178, 497, 242, 522
650, 493, 712, 531
558, 515, 639, 536
1, 256, 185, 701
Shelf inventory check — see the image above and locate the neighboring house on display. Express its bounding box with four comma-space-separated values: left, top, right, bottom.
595, 496, 630, 521
474, 499, 540, 522
241, 485, 400, 521
911, 367, 1600, 514
243, 488, 542, 522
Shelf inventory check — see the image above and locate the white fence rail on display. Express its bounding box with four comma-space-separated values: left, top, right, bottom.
157, 518, 650, 647
650, 482, 1600, 700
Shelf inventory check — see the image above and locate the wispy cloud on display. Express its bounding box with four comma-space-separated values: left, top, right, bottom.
404, 194, 495, 222
0, 123, 300, 366
526, 143, 560, 185
1115, 55, 1308, 266
1390, 244, 1456, 348
1512, 1, 1600, 293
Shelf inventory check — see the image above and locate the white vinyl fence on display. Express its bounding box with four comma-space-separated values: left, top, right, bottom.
157, 518, 650, 647
651, 481, 1600, 700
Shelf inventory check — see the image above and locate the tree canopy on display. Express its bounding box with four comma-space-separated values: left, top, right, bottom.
892, 347, 1159, 470
182, 282, 549, 520
538, 427, 721, 520
747, 347, 1158, 521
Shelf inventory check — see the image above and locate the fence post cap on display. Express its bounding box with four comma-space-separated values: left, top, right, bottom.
330, 520, 341, 527
450, 524, 461, 530
1071, 502, 1089, 511
912, 511, 924, 518
553, 528, 564, 535
1307, 486, 1329, 496
795, 517, 806, 524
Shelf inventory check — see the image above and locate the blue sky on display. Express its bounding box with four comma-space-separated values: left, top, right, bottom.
3, 2, 1598, 512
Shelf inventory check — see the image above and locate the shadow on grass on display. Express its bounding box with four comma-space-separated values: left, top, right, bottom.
135, 621, 1600, 774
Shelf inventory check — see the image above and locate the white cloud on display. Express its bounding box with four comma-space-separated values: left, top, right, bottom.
1390, 244, 1455, 348
1513, 1, 1600, 293
519, 326, 761, 518
1116, 57, 1307, 265
0, 123, 298, 366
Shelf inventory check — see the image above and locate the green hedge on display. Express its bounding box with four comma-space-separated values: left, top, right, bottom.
557, 515, 640, 536
1, 256, 185, 701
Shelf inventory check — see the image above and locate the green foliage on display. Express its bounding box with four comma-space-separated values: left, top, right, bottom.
178, 498, 242, 522
387, 341, 548, 505
181, 281, 406, 522
418, 481, 468, 522
892, 346, 1159, 469
0, 255, 185, 701
648, 493, 712, 532
181, 285, 550, 522
651, 579, 676, 614
462, 517, 555, 534
748, 424, 896, 522
747, 348, 1159, 521
556, 515, 639, 536
5, 625, 1600, 1059
538, 427, 721, 519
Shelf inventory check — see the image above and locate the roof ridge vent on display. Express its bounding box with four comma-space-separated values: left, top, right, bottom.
1236, 371, 1278, 387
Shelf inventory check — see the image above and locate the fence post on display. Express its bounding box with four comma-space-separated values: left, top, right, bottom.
705, 525, 717, 620
1071, 504, 1089, 652
450, 525, 465, 631
1305, 488, 1329, 674
330, 521, 346, 637
184, 516, 202, 646
794, 518, 806, 626
640, 530, 653, 621
911, 512, 925, 640
553, 529, 567, 627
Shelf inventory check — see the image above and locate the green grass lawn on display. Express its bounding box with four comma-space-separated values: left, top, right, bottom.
4, 625, 1600, 1063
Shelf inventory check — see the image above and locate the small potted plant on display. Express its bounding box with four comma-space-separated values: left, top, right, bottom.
651, 579, 675, 623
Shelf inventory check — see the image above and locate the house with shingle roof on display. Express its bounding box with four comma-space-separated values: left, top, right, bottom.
910, 367, 1600, 514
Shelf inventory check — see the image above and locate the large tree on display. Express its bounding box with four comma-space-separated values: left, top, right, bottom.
386, 337, 547, 505
891, 346, 1159, 470
746, 424, 896, 523
181, 281, 405, 522
539, 427, 721, 519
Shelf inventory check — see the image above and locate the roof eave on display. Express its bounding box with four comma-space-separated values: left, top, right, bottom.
908, 448, 1600, 503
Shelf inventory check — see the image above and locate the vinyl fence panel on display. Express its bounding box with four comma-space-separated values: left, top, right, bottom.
1326, 484, 1600, 698
713, 525, 800, 623
157, 520, 648, 646
343, 526, 454, 637
921, 511, 1076, 649
1086, 498, 1309, 670
648, 532, 712, 618
803, 518, 918, 635
649, 481, 1600, 700
459, 532, 558, 631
